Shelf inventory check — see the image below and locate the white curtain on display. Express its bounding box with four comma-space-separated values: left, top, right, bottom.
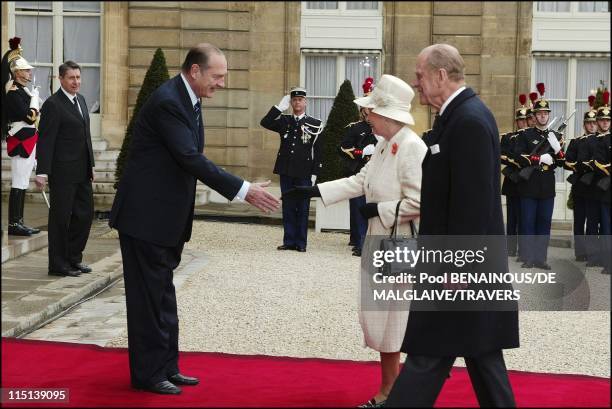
63, 1, 101, 12
578, 1, 608, 12
346, 1, 378, 9
14, 1, 52, 11
537, 1, 571, 12
305, 56, 336, 122
306, 2, 338, 9
345, 55, 378, 98
535, 59, 567, 99
15, 15, 52, 64
574, 59, 611, 136
63, 16, 100, 109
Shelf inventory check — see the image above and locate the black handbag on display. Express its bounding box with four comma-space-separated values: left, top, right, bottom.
378, 201, 417, 276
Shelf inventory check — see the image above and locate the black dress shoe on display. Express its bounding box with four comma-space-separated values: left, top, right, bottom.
296, 247, 306, 252
516, 257, 523, 263
277, 245, 296, 250
71, 262, 92, 273
600, 268, 610, 275
507, 251, 517, 257
137, 380, 181, 395
575, 255, 587, 262
169, 373, 200, 386
49, 268, 81, 277
586, 261, 601, 267
8, 223, 32, 236
352, 248, 362, 257
521, 262, 534, 269
533, 262, 551, 270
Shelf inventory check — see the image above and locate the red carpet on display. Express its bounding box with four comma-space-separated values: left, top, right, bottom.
1, 338, 609, 408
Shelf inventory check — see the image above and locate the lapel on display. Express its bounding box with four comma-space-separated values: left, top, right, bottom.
423, 88, 476, 165
174, 75, 202, 151
58, 90, 85, 124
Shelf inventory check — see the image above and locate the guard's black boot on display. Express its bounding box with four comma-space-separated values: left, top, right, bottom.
8, 188, 32, 236
17, 189, 40, 234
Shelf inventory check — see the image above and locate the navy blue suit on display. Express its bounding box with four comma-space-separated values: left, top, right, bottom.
110, 75, 243, 387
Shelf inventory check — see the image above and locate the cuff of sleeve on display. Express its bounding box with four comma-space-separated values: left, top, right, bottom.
36, 174, 48, 178
234, 180, 250, 201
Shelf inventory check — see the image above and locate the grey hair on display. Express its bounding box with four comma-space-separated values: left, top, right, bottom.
181, 43, 224, 72
421, 44, 465, 82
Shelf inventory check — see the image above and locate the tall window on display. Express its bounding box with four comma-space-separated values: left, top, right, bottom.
536, 1, 608, 13
303, 53, 379, 122
10, 1, 102, 113
533, 57, 611, 182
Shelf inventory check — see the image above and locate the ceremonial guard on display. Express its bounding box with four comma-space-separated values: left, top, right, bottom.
513, 83, 564, 269
339, 78, 378, 257
500, 94, 529, 258
526, 92, 538, 128
1, 37, 41, 236
563, 96, 598, 262
261, 87, 323, 252
577, 91, 609, 267
593, 93, 610, 274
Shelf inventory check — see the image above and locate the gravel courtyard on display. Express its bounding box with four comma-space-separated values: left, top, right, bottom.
109, 220, 610, 378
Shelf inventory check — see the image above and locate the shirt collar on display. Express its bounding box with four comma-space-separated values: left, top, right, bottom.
439, 86, 466, 116
61, 86, 77, 102
294, 113, 305, 121
180, 73, 199, 108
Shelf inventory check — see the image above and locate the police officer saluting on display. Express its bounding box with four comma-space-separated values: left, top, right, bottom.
340, 78, 377, 257
500, 94, 529, 258
563, 96, 598, 262
513, 83, 564, 269
1, 37, 42, 236
261, 87, 323, 252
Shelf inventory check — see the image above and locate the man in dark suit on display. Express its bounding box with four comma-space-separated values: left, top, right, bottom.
260, 87, 323, 252
386, 44, 519, 408
36, 60, 95, 277
109, 43, 279, 395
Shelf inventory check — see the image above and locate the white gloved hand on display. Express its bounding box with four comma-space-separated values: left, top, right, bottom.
547, 132, 561, 154
276, 95, 291, 112
31, 86, 40, 99
362, 144, 376, 157
311, 175, 317, 185
539, 153, 554, 166
29, 94, 40, 111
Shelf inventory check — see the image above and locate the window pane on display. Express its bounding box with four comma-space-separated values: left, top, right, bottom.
305, 56, 337, 121
32, 66, 53, 102
578, 1, 608, 12
345, 55, 379, 98
535, 59, 567, 99
306, 2, 338, 9
576, 59, 610, 99
79, 67, 100, 114
537, 1, 570, 12
15, 15, 53, 63
63, 1, 101, 12
346, 1, 378, 10
14, 1, 52, 11
63, 17, 100, 63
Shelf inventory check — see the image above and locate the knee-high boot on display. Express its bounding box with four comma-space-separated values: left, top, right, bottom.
18, 189, 40, 234
8, 188, 32, 236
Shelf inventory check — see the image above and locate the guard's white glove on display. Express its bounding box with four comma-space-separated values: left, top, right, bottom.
547, 132, 561, 154
539, 153, 554, 166
311, 175, 317, 185
276, 95, 291, 112
362, 144, 376, 158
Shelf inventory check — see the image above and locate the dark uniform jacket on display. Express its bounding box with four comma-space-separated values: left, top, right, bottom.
578, 133, 606, 200
339, 120, 377, 177
37, 89, 94, 183
563, 135, 589, 198
500, 130, 523, 197
110, 75, 243, 247
512, 127, 563, 199
260, 107, 323, 178
593, 131, 611, 204
400, 87, 519, 357
5, 83, 38, 158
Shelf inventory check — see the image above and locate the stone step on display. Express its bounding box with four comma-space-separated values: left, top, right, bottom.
2, 231, 49, 264
552, 220, 572, 231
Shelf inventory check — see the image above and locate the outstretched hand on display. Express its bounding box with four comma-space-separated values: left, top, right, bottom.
245, 180, 281, 213
281, 185, 321, 201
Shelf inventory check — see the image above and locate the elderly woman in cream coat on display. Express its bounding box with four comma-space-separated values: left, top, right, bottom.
283, 74, 427, 408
